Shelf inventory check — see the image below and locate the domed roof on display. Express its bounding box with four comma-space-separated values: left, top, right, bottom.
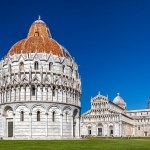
7, 17, 71, 59
113, 93, 126, 106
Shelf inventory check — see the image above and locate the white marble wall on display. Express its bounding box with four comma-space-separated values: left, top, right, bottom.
81, 93, 138, 137
0, 116, 2, 137
0, 102, 80, 139
0, 52, 81, 139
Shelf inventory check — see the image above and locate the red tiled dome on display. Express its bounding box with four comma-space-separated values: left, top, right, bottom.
7, 18, 64, 57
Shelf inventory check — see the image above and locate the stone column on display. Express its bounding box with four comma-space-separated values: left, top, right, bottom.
77, 93, 79, 106
51, 86, 53, 102
5, 90, 7, 103
46, 113, 48, 137
56, 87, 58, 102
29, 113, 32, 138
3, 90, 5, 103
24, 86, 26, 101
60, 114, 63, 137
14, 87, 16, 102
71, 115, 74, 138
9, 87, 11, 102
46, 86, 48, 101
40, 85, 43, 101
35, 85, 37, 101
70, 91, 72, 104
133, 124, 135, 136
75, 92, 76, 105
75, 116, 80, 138
62, 89, 66, 103
119, 113, 122, 137
48, 86, 51, 101
18, 86, 21, 101
61, 88, 63, 103
2, 90, 3, 103
2, 90, 4, 103
13, 113, 15, 139
29, 85, 31, 101
119, 122, 122, 137
0, 91, 1, 104
73, 91, 75, 105
68, 90, 70, 104
66, 89, 67, 103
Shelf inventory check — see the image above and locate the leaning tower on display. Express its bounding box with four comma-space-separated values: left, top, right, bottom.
0, 17, 81, 139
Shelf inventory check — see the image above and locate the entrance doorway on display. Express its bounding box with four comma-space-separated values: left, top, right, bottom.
4, 106, 14, 138
144, 131, 148, 137
109, 126, 113, 136
8, 121, 13, 137
98, 128, 102, 136
88, 127, 91, 135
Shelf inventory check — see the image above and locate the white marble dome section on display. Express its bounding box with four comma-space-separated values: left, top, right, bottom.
113, 93, 126, 109
0, 18, 81, 139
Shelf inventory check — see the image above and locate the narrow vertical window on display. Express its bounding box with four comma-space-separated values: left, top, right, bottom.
49, 62, 53, 70
37, 111, 40, 121
62, 65, 65, 73
52, 87, 55, 97
34, 61, 39, 70
66, 112, 68, 122
19, 62, 24, 71
52, 111, 55, 122
9, 64, 11, 72
31, 86, 35, 96
20, 111, 24, 121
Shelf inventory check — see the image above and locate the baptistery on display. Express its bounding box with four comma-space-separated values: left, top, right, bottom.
0, 17, 81, 139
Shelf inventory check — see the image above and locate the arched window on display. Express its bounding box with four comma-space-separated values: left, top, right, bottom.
34, 31, 39, 37
20, 111, 24, 121
9, 64, 11, 72
31, 86, 35, 96
62, 65, 65, 73
34, 61, 39, 70
52, 111, 55, 122
19, 62, 24, 71
37, 111, 40, 121
66, 112, 68, 122
49, 62, 53, 71
52, 87, 55, 97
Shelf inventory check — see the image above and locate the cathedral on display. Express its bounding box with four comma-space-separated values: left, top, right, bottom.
0, 17, 81, 139
81, 92, 150, 137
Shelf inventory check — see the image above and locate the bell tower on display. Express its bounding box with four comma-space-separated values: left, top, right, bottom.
148, 96, 150, 109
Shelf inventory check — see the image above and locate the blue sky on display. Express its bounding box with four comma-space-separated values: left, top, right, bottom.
0, 0, 150, 113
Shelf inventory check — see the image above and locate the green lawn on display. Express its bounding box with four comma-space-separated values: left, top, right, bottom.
0, 138, 150, 150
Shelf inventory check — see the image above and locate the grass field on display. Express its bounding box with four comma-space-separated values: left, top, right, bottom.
0, 138, 150, 150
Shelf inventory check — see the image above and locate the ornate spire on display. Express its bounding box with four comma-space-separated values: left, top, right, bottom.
98, 91, 101, 95
38, 15, 41, 20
